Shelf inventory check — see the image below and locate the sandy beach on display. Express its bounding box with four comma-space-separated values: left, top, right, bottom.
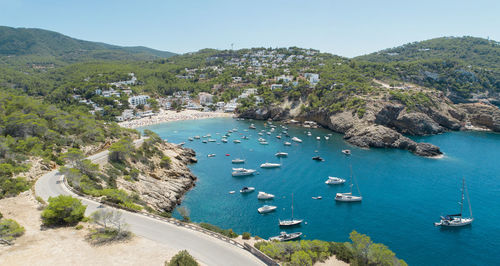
118, 109, 234, 129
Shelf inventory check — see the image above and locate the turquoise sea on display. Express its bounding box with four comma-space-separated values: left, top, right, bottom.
142, 117, 500, 266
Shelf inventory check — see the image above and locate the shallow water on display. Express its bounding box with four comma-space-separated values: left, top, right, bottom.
142, 118, 500, 266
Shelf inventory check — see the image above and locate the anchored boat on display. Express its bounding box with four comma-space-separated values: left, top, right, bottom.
435, 177, 474, 227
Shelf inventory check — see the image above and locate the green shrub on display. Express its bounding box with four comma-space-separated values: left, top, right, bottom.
177, 206, 190, 222
75, 224, 83, 230
199, 223, 238, 238
289, 250, 312, 266
0, 175, 30, 199
86, 228, 131, 245
41, 195, 87, 226
160, 156, 172, 169
166, 250, 199, 266
242, 232, 251, 240
35, 196, 46, 205
0, 218, 25, 241
330, 242, 353, 263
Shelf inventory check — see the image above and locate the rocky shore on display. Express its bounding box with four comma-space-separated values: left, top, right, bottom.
239, 93, 500, 157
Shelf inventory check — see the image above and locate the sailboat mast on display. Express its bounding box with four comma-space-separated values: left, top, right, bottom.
465, 178, 473, 218
460, 178, 465, 218
291, 193, 294, 220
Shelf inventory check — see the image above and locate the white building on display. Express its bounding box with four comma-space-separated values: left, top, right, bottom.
224, 102, 238, 113
304, 73, 320, 85
198, 92, 214, 105
128, 95, 150, 107
276, 75, 294, 83
270, 84, 283, 90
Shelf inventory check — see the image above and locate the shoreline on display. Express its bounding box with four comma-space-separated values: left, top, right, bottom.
118, 109, 235, 129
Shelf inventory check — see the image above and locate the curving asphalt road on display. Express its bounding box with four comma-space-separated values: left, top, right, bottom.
35, 142, 264, 266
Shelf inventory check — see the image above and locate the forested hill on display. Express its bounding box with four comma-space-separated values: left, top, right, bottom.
0, 26, 176, 66
355, 36, 500, 70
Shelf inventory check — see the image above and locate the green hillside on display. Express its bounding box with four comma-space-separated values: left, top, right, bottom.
0, 26, 175, 66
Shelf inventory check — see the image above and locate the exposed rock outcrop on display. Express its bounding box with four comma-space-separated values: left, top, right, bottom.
459, 103, 500, 131
118, 142, 197, 212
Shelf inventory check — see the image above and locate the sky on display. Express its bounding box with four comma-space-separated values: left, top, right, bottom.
1, 0, 499, 57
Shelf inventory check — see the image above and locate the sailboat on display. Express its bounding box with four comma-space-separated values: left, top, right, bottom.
279, 193, 303, 226
435, 177, 474, 227
335, 159, 362, 202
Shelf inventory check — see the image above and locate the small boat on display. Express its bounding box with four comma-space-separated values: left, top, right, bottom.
267, 132, 271, 135
188, 137, 194, 141
259, 141, 269, 145
260, 162, 281, 168
232, 158, 245, 164
325, 176, 346, 185
241, 136, 249, 140
229, 191, 235, 194
292, 137, 302, 143
312, 156, 324, 161
233, 140, 241, 143
232, 168, 256, 177
312, 196, 322, 200
324, 136, 329, 140
258, 205, 277, 213
435, 177, 474, 227
249, 124, 256, 129
194, 136, 201, 139
208, 139, 216, 142
275, 152, 288, 157
307, 132, 312, 136
258, 132, 263, 136
206, 134, 211, 137
202, 140, 208, 143
269, 231, 302, 242
276, 135, 282, 139
257, 191, 275, 200
207, 154, 216, 157
225, 154, 230, 156
342, 149, 351, 155
240, 186, 255, 193
284, 142, 292, 146
316, 136, 320, 140
279, 193, 303, 227
221, 139, 228, 143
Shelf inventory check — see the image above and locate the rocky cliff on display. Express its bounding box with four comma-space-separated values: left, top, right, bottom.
117, 142, 197, 213
239, 89, 500, 157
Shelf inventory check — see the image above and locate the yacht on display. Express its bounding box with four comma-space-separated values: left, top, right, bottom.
279, 193, 303, 227
232, 168, 256, 177
325, 176, 346, 185
258, 132, 263, 136
292, 137, 302, 143
259, 141, 269, 145
435, 178, 474, 227
249, 124, 256, 129
258, 205, 277, 213
202, 140, 207, 143
188, 137, 193, 141
312, 156, 324, 161
231, 158, 245, 164
267, 132, 271, 135
275, 152, 288, 157
324, 136, 329, 140
240, 186, 255, 193
269, 231, 302, 242
233, 140, 241, 143
312, 196, 322, 200
260, 162, 281, 168
221, 138, 228, 143
276, 135, 282, 139
257, 191, 275, 200
208, 139, 216, 142
342, 149, 351, 155
335, 160, 362, 202
284, 142, 292, 146
194, 136, 201, 139
207, 154, 216, 157
316, 136, 320, 140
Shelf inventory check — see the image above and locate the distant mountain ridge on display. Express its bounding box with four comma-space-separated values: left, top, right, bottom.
355, 36, 500, 70
0, 26, 176, 64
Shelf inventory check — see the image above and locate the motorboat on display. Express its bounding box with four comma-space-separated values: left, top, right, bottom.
276, 135, 282, 139
232, 158, 245, 164
258, 132, 263, 136
292, 137, 302, 143
316, 136, 320, 140
335, 192, 362, 202
207, 154, 216, 157
188, 137, 193, 141
232, 168, 256, 177
275, 152, 288, 157
279, 193, 303, 227
267, 132, 271, 135
260, 162, 281, 168
241, 136, 249, 140
208, 139, 216, 142
257, 191, 275, 200
240, 186, 255, 193
258, 205, 277, 213
259, 141, 269, 145
435, 178, 474, 227
324, 136, 329, 140
206, 134, 211, 137
284, 142, 292, 146
312, 156, 324, 161
229, 191, 235, 194
258, 138, 266, 142
233, 140, 241, 143
312, 196, 322, 200
249, 124, 256, 129
307, 132, 312, 136
194, 136, 201, 139
269, 231, 302, 242
325, 176, 346, 185
342, 149, 351, 155
202, 140, 207, 143
221, 138, 228, 143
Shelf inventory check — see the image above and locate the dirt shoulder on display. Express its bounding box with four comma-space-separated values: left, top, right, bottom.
0, 191, 183, 266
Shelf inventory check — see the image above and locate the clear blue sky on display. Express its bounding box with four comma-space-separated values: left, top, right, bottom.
1, 0, 499, 57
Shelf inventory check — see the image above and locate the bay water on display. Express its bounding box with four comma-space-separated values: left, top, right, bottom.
143, 117, 500, 265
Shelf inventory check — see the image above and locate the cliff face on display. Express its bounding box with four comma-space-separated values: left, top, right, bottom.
238, 90, 500, 157
117, 142, 197, 212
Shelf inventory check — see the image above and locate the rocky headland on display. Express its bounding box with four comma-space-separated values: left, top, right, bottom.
239, 89, 500, 157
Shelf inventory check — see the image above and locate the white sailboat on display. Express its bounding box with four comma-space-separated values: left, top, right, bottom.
258, 205, 277, 213
279, 193, 303, 226
335, 160, 362, 202
435, 177, 474, 227
260, 162, 281, 168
